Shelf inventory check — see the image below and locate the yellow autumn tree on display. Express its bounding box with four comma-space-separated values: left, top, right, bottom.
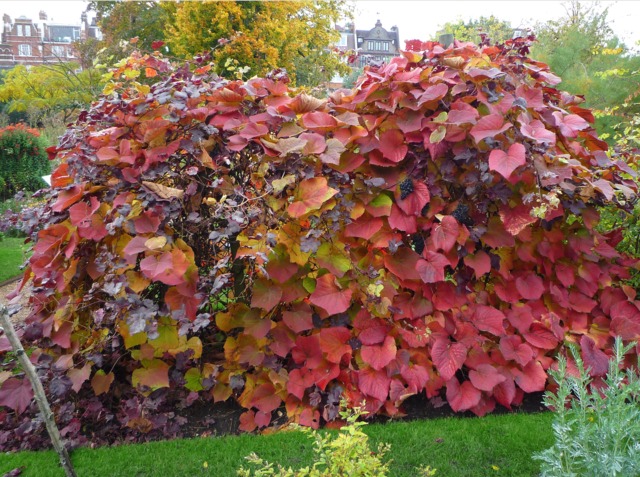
163, 0, 352, 85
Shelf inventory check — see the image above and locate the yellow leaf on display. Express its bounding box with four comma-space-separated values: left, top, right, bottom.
145, 236, 167, 250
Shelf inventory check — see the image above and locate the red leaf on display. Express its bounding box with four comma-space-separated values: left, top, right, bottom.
299, 408, 320, 428
473, 305, 506, 336
52, 321, 72, 348
254, 411, 271, 428
319, 327, 352, 363
67, 363, 92, 393
383, 247, 422, 282
358, 367, 391, 402
580, 335, 609, 376
140, 249, 189, 286
301, 111, 338, 131
396, 181, 430, 216
251, 383, 281, 413
431, 216, 459, 252
300, 132, 327, 154
447, 101, 479, 125
400, 364, 430, 390
345, 215, 383, 240
553, 112, 589, 138
431, 338, 467, 381
416, 251, 449, 283
515, 84, 544, 109
489, 143, 526, 180
515, 273, 545, 300
470, 114, 512, 143
523, 324, 559, 350
500, 335, 534, 366
514, 360, 546, 393
499, 204, 536, 235
378, 129, 408, 163
292, 335, 323, 368
0, 378, 33, 414
416, 83, 448, 107
282, 304, 313, 333
250, 278, 283, 311
446, 377, 481, 412
287, 368, 315, 400
69, 197, 100, 228
469, 364, 506, 391
506, 304, 534, 333
310, 274, 352, 315
555, 263, 575, 287
361, 336, 397, 371
388, 204, 417, 233
493, 376, 516, 409
312, 360, 340, 390
133, 211, 161, 234
520, 120, 555, 144
464, 251, 491, 277
52, 185, 85, 213
610, 301, 640, 340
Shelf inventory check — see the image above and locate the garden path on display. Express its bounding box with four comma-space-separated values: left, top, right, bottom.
0, 278, 31, 324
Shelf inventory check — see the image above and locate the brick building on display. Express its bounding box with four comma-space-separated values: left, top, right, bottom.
0, 10, 101, 70
355, 20, 400, 67
329, 20, 400, 88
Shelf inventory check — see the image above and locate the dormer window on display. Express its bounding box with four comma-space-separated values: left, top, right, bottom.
16, 24, 23, 36
18, 44, 31, 56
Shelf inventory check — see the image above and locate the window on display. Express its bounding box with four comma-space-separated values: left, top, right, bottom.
366, 41, 390, 51
338, 33, 348, 47
16, 25, 23, 36
18, 44, 31, 56
52, 45, 65, 57
25, 25, 31, 37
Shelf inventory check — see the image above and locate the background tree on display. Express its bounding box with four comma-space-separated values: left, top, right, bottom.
89, 1, 173, 60
532, 1, 640, 135
435, 15, 515, 44
162, 0, 351, 86
0, 63, 104, 124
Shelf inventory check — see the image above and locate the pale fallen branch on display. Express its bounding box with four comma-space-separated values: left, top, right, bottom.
0, 304, 78, 477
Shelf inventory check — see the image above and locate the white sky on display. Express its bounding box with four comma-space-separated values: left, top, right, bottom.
1, 1, 639, 47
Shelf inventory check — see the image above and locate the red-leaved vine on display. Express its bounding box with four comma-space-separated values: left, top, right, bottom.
1, 37, 639, 449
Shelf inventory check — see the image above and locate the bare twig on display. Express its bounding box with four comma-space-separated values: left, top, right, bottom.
0, 304, 78, 477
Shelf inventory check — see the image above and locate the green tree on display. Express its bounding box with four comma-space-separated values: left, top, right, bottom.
0, 62, 104, 123
436, 15, 515, 45
532, 1, 640, 135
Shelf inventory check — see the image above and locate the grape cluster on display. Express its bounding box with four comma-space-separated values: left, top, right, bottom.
399, 178, 414, 200
452, 203, 474, 226
412, 234, 425, 255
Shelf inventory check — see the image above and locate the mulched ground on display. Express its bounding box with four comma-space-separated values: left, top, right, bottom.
177, 391, 549, 439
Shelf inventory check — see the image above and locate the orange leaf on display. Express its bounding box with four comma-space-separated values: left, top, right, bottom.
287, 177, 338, 218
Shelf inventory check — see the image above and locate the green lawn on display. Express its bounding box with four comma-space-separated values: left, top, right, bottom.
0, 236, 28, 282
0, 412, 554, 477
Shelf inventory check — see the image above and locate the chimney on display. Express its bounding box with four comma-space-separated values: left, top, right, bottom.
39, 11, 47, 21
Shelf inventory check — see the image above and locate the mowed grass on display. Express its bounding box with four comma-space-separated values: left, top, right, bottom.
0, 236, 28, 282
1, 412, 554, 477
